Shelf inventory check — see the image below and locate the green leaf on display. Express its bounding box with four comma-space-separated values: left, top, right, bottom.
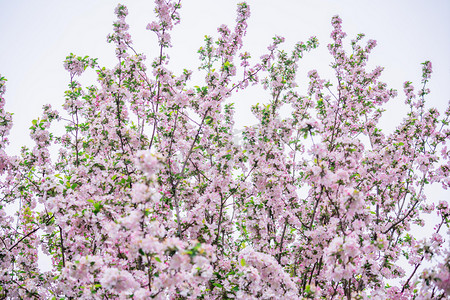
205, 116, 213, 125
240, 258, 246, 266
212, 282, 223, 288
93, 202, 103, 215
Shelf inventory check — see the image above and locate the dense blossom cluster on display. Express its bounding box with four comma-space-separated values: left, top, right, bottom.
1, 1, 449, 299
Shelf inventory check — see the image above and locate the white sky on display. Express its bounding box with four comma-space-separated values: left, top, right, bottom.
1, 0, 449, 154
0, 0, 449, 276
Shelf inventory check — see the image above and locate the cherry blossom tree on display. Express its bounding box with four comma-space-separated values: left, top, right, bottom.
1, 1, 449, 299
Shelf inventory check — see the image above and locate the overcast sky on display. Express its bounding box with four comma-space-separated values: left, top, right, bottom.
1, 0, 449, 154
